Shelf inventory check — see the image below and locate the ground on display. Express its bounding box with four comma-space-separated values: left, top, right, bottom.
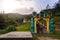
38, 37, 59, 40
0, 22, 60, 40
16, 22, 60, 40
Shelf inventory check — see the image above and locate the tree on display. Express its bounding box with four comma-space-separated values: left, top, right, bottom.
32, 11, 37, 17
0, 14, 7, 29
54, 1, 60, 11
52, 0, 60, 15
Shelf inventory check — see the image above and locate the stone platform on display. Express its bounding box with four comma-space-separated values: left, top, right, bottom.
0, 32, 33, 40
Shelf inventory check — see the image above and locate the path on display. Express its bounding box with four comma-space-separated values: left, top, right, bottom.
38, 37, 59, 40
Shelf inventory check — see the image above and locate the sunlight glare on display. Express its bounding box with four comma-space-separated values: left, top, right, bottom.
2, 0, 23, 13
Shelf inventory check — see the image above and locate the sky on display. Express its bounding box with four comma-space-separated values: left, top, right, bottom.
0, 0, 59, 15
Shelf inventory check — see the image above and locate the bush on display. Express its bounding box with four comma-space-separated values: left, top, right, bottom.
0, 30, 6, 34
54, 16, 60, 22
0, 25, 17, 34
6, 25, 16, 32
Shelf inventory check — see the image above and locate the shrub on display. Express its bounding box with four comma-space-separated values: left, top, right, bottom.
0, 30, 6, 34
0, 25, 17, 34
6, 25, 16, 32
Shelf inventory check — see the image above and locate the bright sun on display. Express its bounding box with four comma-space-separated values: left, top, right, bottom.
2, 0, 23, 13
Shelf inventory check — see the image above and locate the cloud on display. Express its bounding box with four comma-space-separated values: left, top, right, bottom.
0, 0, 58, 14
16, 0, 32, 2
0, 0, 3, 2
12, 7, 34, 14
0, 0, 3, 3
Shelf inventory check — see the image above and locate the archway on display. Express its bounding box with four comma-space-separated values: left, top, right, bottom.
34, 18, 50, 33
36, 18, 47, 33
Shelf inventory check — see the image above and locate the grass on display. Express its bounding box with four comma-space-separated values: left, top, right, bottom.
16, 22, 60, 39
0, 22, 31, 35
0, 22, 60, 39
32, 31, 60, 39
16, 22, 30, 31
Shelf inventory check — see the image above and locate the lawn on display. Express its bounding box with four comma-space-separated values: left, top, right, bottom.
32, 31, 60, 40
16, 22, 31, 31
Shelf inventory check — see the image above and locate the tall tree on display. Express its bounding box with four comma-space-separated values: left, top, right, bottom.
52, 0, 60, 16
32, 11, 37, 17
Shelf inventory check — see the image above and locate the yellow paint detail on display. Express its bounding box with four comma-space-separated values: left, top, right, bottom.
34, 18, 40, 33
34, 21, 37, 33
43, 18, 50, 33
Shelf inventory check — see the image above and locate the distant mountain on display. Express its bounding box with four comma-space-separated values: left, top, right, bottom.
0, 13, 32, 20
7, 13, 26, 19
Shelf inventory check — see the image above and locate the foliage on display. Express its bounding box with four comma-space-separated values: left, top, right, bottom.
32, 11, 37, 16
0, 13, 27, 29
53, 16, 60, 29
53, 16, 60, 22
53, 0, 60, 12
0, 30, 6, 34
0, 14, 7, 29
6, 25, 16, 32
40, 0, 60, 16
0, 25, 16, 34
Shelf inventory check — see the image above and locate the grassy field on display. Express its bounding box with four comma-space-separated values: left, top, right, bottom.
16, 22, 60, 39
16, 22, 31, 31
0, 22, 31, 34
